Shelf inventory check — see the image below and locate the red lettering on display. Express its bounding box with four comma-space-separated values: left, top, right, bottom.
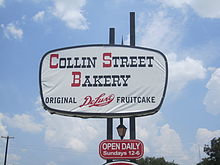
79, 96, 92, 107
103, 53, 112, 67
80, 93, 115, 107
50, 54, 59, 69
71, 72, 81, 87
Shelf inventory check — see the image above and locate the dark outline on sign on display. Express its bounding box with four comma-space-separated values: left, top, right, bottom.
39, 44, 168, 118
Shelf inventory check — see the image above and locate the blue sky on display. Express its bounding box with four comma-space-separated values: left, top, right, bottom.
1, 0, 220, 165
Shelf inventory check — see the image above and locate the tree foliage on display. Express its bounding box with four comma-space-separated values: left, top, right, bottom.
137, 156, 178, 165
197, 137, 220, 165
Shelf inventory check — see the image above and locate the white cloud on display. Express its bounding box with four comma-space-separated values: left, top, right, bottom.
138, 11, 182, 51
0, 119, 20, 165
156, 124, 189, 162
51, 0, 88, 30
8, 153, 21, 162
0, 153, 21, 165
42, 112, 99, 152
137, 114, 190, 164
36, 97, 100, 152
137, 11, 206, 94
168, 53, 206, 93
137, 115, 220, 165
190, 0, 220, 18
4, 114, 43, 133
196, 128, 220, 145
47, 161, 57, 165
156, 0, 191, 8
0, 0, 4, 7
137, 113, 163, 141
203, 68, 220, 115
0, 113, 8, 136
189, 128, 220, 163
1, 23, 23, 40
156, 0, 220, 18
33, 11, 45, 22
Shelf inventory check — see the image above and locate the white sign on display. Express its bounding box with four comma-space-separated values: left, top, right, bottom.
39, 45, 168, 118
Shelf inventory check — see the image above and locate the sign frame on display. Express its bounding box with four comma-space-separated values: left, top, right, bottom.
39, 44, 168, 118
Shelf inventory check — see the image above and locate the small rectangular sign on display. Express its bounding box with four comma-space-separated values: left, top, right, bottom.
99, 139, 144, 160
39, 44, 168, 118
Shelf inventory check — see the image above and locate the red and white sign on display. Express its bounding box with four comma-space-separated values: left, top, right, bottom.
39, 44, 168, 118
99, 139, 144, 160
105, 161, 137, 165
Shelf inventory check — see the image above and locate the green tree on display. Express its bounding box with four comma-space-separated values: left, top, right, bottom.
137, 156, 178, 165
197, 137, 220, 165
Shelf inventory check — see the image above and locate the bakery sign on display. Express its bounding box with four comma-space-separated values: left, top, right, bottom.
39, 44, 168, 118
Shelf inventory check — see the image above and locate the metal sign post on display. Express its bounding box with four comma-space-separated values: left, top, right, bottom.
106, 12, 137, 164
107, 27, 115, 163
129, 12, 136, 163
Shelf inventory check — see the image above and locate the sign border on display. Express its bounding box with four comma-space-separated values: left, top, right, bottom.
39, 44, 168, 118
99, 139, 144, 160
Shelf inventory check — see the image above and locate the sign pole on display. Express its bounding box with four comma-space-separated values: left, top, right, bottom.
129, 12, 136, 163
109, 28, 115, 46
106, 27, 115, 163
130, 12, 135, 47
129, 117, 136, 139
129, 12, 136, 140
107, 27, 115, 140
